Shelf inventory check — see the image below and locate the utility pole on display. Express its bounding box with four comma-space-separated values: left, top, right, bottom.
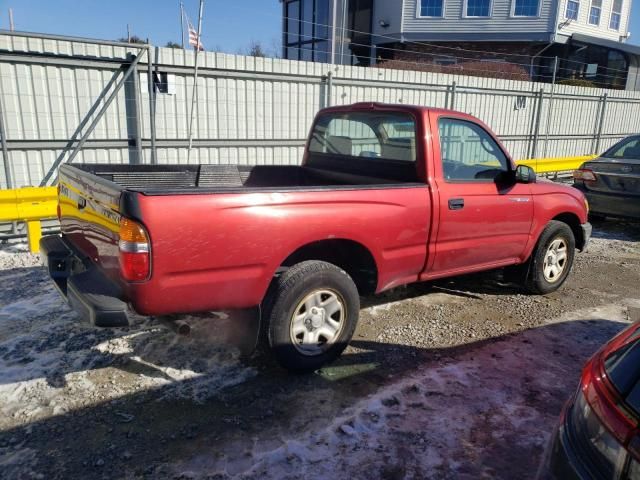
331, 0, 337, 64
340, 0, 348, 64
8, 8, 14, 31
127, 23, 131, 43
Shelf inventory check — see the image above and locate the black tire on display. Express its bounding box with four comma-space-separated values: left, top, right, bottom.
524, 220, 576, 295
261, 260, 360, 372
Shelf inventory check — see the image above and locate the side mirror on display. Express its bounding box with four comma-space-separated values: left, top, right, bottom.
515, 165, 536, 184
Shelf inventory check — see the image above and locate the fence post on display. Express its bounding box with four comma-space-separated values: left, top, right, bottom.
326, 71, 333, 107
449, 81, 457, 110
147, 44, 157, 165
531, 87, 545, 159
594, 93, 608, 154
0, 93, 11, 189
542, 56, 558, 158
126, 52, 144, 165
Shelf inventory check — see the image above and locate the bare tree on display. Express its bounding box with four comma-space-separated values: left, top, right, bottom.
117, 35, 146, 44
269, 37, 282, 59
246, 40, 267, 58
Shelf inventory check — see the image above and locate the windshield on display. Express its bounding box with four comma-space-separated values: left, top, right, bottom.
602, 136, 640, 159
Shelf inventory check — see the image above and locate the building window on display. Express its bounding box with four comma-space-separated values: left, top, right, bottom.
513, 0, 539, 16
466, 0, 491, 16
315, 0, 329, 39
588, 0, 602, 25
286, 0, 300, 47
434, 56, 457, 66
420, 0, 444, 17
565, 0, 579, 20
284, 0, 331, 62
610, 0, 623, 30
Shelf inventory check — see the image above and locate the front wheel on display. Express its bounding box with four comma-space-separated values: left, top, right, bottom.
261, 260, 360, 372
524, 220, 576, 295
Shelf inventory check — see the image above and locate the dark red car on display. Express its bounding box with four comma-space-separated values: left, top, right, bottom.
545, 322, 640, 479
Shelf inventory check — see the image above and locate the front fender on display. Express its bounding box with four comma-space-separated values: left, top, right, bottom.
523, 192, 589, 260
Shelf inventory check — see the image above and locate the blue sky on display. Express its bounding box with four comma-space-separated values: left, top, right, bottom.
0, 0, 639, 51
0, 0, 283, 53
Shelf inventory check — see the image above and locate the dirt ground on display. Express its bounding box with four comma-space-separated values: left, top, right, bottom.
1, 219, 639, 480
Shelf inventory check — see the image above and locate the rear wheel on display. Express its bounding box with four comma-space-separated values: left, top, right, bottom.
523, 220, 576, 294
261, 261, 360, 372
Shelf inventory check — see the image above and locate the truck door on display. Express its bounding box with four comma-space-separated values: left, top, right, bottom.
427, 115, 533, 277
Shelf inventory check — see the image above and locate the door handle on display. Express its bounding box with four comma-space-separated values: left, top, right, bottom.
448, 198, 464, 210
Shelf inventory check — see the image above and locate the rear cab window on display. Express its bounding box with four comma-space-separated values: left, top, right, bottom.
307, 111, 419, 182
309, 112, 416, 162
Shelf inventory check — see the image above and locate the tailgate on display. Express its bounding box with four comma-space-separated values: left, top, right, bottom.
58, 164, 123, 280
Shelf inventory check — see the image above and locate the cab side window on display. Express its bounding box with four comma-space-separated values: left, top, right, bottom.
438, 118, 510, 182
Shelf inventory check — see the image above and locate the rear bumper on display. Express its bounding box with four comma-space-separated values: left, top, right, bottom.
574, 184, 640, 220
40, 235, 129, 327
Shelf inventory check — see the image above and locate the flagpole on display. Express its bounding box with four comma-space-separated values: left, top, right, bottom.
180, 1, 185, 50
187, 0, 205, 161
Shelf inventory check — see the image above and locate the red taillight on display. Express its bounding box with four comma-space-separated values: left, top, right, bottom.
118, 218, 151, 282
581, 353, 637, 445
119, 251, 150, 282
574, 169, 597, 182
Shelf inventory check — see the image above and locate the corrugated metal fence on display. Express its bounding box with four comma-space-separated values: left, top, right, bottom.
1, 30, 640, 190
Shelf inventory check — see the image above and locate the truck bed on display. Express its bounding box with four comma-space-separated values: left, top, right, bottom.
74, 162, 416, 194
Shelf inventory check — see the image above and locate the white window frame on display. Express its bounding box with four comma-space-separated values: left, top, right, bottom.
608, 0, 623, 30
565, 0, 580, 20
416, 0, 446, 18
588, 0, 602, 26
510, 0, 541, 17
463, 0, 493, 18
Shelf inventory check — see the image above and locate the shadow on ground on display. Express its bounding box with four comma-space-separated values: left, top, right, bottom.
591, 218, 640, 241
0, 313, 629, 479
0, 265, 523, 391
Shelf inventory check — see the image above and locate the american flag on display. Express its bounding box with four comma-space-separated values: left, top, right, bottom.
187, 19, 204, 51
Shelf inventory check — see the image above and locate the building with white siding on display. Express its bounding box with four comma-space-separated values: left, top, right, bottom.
281, 0, 640, 90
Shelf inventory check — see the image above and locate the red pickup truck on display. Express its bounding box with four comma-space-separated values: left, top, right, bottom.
41, 103, 591, 371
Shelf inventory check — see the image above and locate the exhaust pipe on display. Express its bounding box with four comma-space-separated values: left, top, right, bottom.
159, 318, 191, 336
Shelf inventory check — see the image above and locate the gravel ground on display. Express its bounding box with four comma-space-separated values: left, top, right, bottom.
0, 219, 639, 479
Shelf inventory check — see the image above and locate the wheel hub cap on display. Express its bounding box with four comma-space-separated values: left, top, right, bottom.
543, 238, 568, 283
309, 307, 324, 329
290, 289, 346, 357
